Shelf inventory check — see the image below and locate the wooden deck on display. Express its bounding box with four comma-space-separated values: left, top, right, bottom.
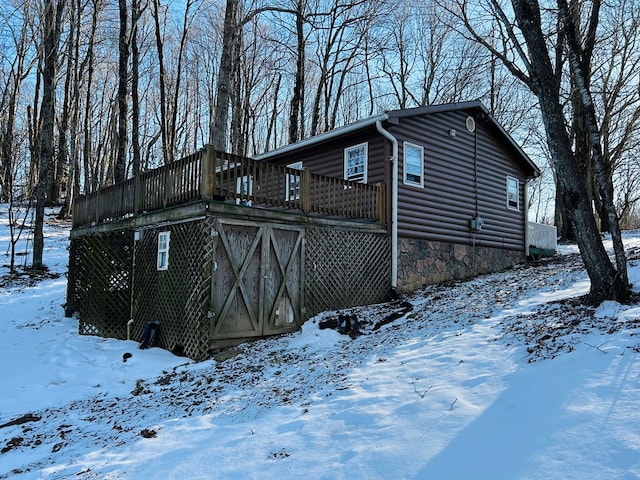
72, 146, 386, 228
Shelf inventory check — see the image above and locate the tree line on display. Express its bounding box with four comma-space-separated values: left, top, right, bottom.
1, 0, 638, 302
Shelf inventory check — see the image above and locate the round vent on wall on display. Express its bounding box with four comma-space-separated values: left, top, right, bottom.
466, 116, 476, 132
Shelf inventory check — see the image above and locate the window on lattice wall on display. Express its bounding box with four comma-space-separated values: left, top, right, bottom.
157, 231, 170, 270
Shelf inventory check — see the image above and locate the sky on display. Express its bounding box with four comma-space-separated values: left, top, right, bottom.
0, 205, 639, 479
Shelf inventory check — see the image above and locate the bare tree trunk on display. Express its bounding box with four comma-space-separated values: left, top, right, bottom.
152, 0, 192, 162
55, 15, 73, 216
309, 9, 334, 136
115, 0, 129, 182
289, 0, 306, 144
33, 0, 65, 270
8, 198, 33, 273
131, 0, 144, 176
169, 0, 194, 159
309, 1, 368, 135
28, 60, 42, 197
230, 23, 243, 155
555, 180, 574, 241
1, 18, 31, 203
510, 0, 628, 303
557, 0, 628, 296
54, 10, 75, 205
363, 35, 375, 117
264, 73, 281, 152
210, 0, 239, 152
58, 0, 86, 218
83, 3, 97, 193
152, 0, 170, 162
573, 0, 607, 235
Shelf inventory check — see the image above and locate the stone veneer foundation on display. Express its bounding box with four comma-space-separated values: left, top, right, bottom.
397, 237, 524, 292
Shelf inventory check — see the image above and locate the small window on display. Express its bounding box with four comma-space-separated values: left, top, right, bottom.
236, 175, 253, 205
157, 231, 170, 270
344, 143, 368, 183
507, 176, 519, 210
404, 142, 424, 187
286, 161, 303, 201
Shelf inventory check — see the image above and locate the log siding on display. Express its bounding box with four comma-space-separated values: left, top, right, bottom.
257, 101, 539, 291
390, 110, 529, 251
261, 105, 536, 254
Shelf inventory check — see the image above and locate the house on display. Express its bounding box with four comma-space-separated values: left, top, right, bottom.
67, 149, 390, 360
255, 100, 540, 292
66, 100, 539, 360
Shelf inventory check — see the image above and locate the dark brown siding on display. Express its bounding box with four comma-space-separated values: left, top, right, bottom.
260, 108, 531, 253
259, 126, 390, 230
390, 110, 528, 251
260, 126, 388, 185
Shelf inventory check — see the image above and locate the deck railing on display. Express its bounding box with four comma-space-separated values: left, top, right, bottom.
72, 146, 386, 228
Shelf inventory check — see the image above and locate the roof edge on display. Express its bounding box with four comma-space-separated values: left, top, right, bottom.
253, 100, 540, 178
253, 113, 388, 161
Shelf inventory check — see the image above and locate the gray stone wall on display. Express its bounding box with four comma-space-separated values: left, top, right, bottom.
397, 237, 524, 292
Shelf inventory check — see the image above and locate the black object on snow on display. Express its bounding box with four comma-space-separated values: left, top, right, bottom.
338, 314, 359, 334
319, 313, 360, 336
372, 301, 413, 331
139, 321, 160, 349
319, 317, 338, 330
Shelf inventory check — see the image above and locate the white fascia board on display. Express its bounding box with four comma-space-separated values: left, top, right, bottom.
253, 113, 388, 161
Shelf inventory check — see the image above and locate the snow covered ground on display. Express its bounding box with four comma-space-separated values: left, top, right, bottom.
1, 204, 640, 479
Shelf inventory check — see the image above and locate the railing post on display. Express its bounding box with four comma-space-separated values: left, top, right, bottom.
134, 174, 142, 214
301, 167, 311, 213
72, 197, 80, 227
376, 183, 386, 223
201, 144, 215, 199
162, 165, 170, 208
94, 189, 100, 224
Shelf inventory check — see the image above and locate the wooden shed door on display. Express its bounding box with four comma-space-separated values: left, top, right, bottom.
210, 219, 305, 340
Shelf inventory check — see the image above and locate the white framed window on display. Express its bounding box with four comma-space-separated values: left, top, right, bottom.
157, 231, 170, 270
403, 142, 424, 187
344, 143, 368, 183
286, 161, 303, 201
236, 175, 253, 205
507, 175, 520, 210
